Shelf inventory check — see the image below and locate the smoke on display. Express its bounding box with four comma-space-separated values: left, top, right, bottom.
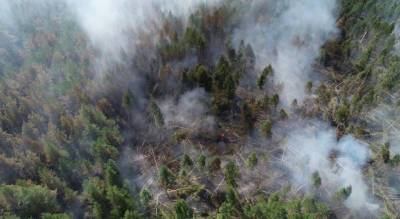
0, 0, 386, 216
66, 0, 222, 64
282, 120, 379, 212
234, 0, 339, 104
368, 103, 400, 154
160, 88, 216, 133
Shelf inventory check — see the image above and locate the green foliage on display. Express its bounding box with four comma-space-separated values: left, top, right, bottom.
271, 94, 280, 108
196, 154, 206, 170
83, 176, 139, 219
159, 165, 176, 188
279, 109, 288, 120
316, 84, 331, 105
148, 100, 165, 128
334, 104, 350, 124
0, 1, 377, 217
391, 154, 400, 166
216, 187, 241, 219
306, 81, 313, 94
0, 184, 59, 218
246, 152, 258, 169
381, 142, 391, 163
244, 193, 330, 219
224, 161, 239, 187
38, 168, 76, 204
311, 171, 322, 188
41, 213, 71, 219
123, 210, 141, 219
260, 119, 272, 138
105, 160, 121, 187
336, 186, 352, 201
240, 102, 254, 131
139, 188, 152, 206
184, 27, 206, 50
181, 154, 194, 168
186, 65, 212, 91
174, 200, 193, 219
122, 90, 135, 109
257, 65, 273, 89
212, 56, 238, 114
216, 201, 236, 219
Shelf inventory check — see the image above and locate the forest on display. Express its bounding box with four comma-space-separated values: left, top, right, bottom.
0, 0, 399, 218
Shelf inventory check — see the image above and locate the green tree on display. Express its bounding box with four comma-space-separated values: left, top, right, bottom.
187, 65, 212, 91
212, 56, 237, 114
311, 171, 321, 188
181, 154, 193, 168
334, 104, 350, 124
41, 213, 71, 219
224, 161, 239, 187
260, 119, 272, 138
213, 56, 231, 90
216, 202, 236, 219
105, 160, 121, 187
247, 152, 258, 169
139, 188, 152, 206
271, 94, 280, 108
257, 65, 273, 89
381, 142, 390, 163
280, 109, 288, 120
174, 200, 193, 219
306, 81, 313, 94
0, 184, 59, 218
123, 210, 141, 219
196, 154, 206, 170
240, 102, 254, 131
159, 165, 175, 188
336, 186, 352, 200
122, 90, 135, 109
148, 100, 164, 128
184, 27, 206, 50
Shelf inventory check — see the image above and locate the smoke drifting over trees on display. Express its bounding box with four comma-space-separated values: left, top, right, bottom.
0, 0, 399, 218
233, 0, 339, 104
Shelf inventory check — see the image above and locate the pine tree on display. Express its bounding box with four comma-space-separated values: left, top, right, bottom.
311, 171, 321, 188
240, 102, 253, 131
224, 161, 239, 187
247, 152, 258, 168
181, 154, 193, 168
260, 119, 272, 138
381, 142, 390, 163
197, 154, 206, 170
148, 100, 164, 128
257, 65, 273, 89
159, 165, 175, 188
174, 200, 193, 219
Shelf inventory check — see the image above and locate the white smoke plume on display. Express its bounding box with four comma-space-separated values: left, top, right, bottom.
160, 88, 216, 133
234, 0, 339, 104
282, 120, 379, 212
66, 0, 222, 62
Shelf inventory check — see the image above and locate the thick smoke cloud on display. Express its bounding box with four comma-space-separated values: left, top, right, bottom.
282, 121, 378, 212
234, 0, 339, 104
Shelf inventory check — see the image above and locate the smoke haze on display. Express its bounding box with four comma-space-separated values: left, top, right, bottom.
234, 0, 339, 104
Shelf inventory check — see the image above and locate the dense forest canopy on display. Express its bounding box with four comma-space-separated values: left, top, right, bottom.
0, 0, 399, 218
